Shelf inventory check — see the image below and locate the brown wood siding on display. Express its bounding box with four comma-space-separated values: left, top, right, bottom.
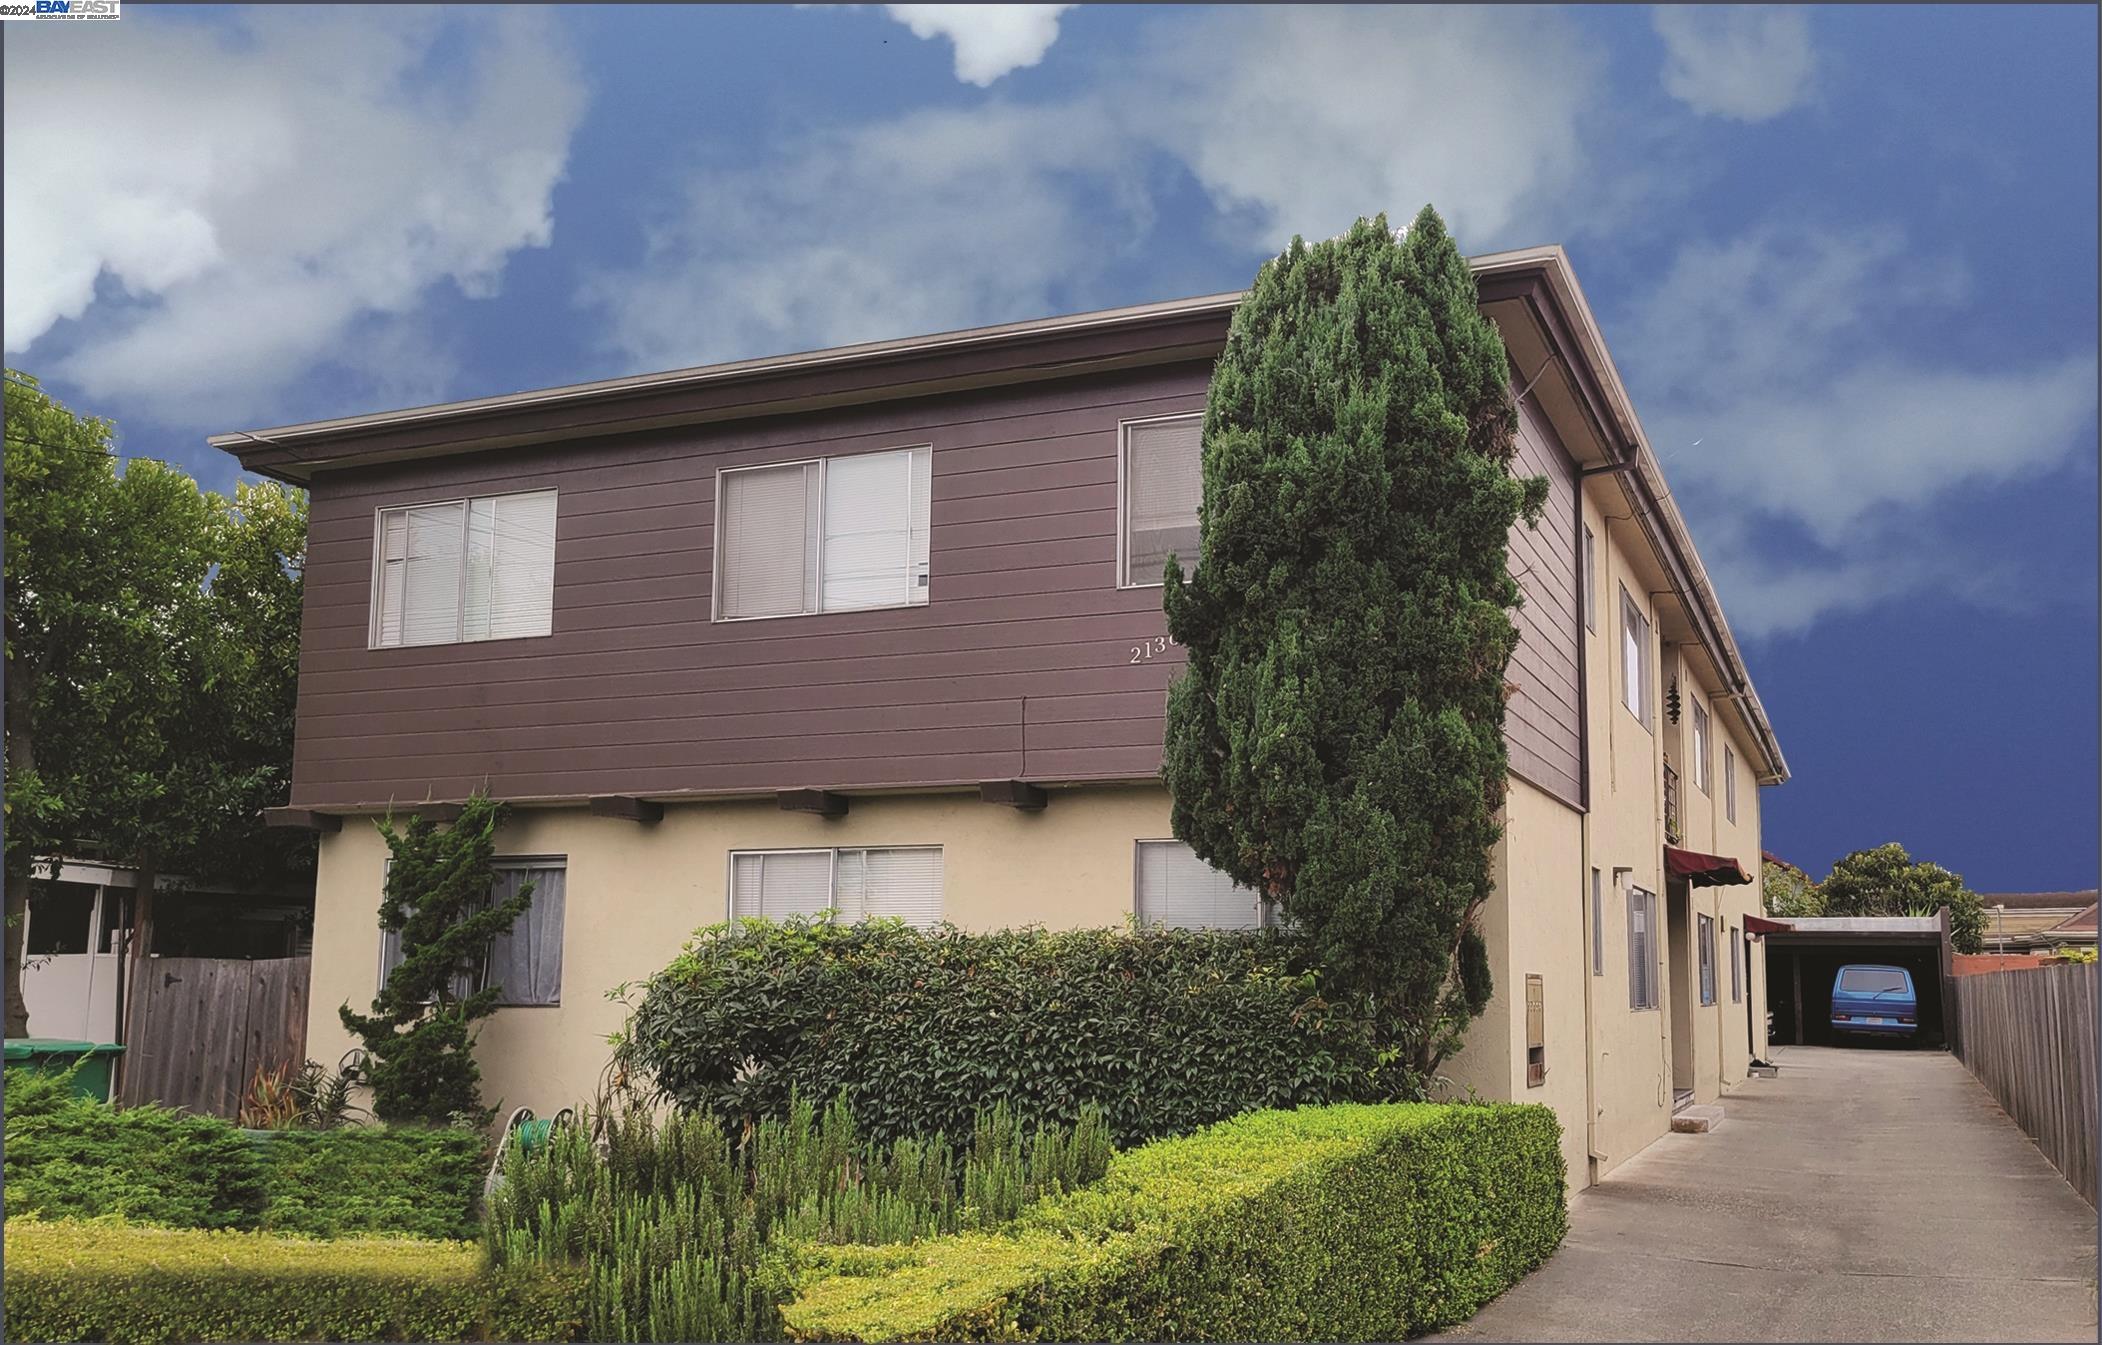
1504, 397, 1585, 809
290, 367, 1207, 808
288, 362, 1588, 813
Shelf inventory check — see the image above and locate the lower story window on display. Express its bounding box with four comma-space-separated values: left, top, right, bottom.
729, 847, 943, 929
1697, 912, 1717, 1006
378, 858, 566, 1007
1134, 840, 1271, 930
1627, 885, 1658, 1010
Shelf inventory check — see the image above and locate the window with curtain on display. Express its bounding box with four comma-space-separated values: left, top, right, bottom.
1692, 701, 1712, 793
716, 447, 931, 619
1729, 925, 1742, 1003
729, 847, 943, 928
372, 490, 556, 648
1724, 746, 1738, 822
376, 859, 565, 1007
1620, 587, 1651, 728
1698, 913, 1717, 1005
1627, 885, 1658, 1010
1134, 839, 1269, 930
1120, 415, 1203, 587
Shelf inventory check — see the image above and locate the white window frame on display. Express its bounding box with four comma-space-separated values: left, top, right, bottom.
711, 446, 932, 623
1620, 586, 1652, 730
724, 845, 944, 927
1729, 924, 1743, 1003
1590, 867, 1604, 977
1116, 412, 1204, 590
1627, 884, 1659, 1011
1133, 838, 1275, 929
1692, 700, 1712, 794
368, 488, 558, 650
1724, 745, 1739, 823
1582, 523, 1598, 633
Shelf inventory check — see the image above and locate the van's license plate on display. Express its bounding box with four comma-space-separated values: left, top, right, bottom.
1865, 1016, 1890, 1025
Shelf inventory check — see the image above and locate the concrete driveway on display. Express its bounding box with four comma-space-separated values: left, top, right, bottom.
1440, 1046, 2098, 1342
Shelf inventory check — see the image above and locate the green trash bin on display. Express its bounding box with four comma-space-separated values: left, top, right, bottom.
4, 1038, 126, 1103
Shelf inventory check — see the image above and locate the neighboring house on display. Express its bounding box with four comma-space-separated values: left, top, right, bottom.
19, 858, 314, 1040
1974, 891, 2101, 952
217, 245, 1787, 1187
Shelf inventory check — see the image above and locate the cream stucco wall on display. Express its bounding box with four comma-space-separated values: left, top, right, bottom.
308, 786, 1177, 1117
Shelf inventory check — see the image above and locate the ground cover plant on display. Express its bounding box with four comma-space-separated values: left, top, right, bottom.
482, 1092, 1114, 1342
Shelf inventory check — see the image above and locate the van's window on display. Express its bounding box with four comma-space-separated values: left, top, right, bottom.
1838, 967, 1909, 994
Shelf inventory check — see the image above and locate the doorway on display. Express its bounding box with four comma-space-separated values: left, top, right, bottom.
1666, 881, 1695, 1102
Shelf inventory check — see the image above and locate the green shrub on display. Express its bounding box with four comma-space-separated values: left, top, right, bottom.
619, 918, 1388, 1149
258, 1126, 487, 1240
3, 1070, 486, 1239
783, 1101, 1567, 1342
3, 1070, 269, 1230
485, 1092, 1114, 1342
2, 1218, 581, 1343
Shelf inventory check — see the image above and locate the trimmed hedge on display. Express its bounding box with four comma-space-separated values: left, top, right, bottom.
782, 1101, 1566, 1341
1, 1219, 582, 1343
3, 1068, 485, 1239
257, 1127, 486, 1240
620, 918, 1389, 1147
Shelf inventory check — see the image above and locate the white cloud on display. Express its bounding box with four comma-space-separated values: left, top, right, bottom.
583, 101, 1152, 371
590, 7, 1607, 372
1652, 6, 1817, 123
1143, 7, 1604, 250
880, 4, 1074, 85
1618, 226, 2097, 634
2, 8, 585, 421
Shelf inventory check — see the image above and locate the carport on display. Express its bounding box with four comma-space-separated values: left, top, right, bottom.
1759, 914, 1953, 1049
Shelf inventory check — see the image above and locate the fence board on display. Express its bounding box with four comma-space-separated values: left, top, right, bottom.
117, 957, 313, 1119
1949, 962, 2097, 1206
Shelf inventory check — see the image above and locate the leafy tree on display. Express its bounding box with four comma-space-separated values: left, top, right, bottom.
1820, 842, 1985, 953
339, 795, 532, 1126
1161, 209, 1547, 1079
4, 370, 311, 1036
1761, 856, 1824, 919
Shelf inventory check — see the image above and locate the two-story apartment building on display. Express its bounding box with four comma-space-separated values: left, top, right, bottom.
219, 245, 1787, 1185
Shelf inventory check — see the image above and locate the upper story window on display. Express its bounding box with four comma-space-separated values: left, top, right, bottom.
1135, 839, 1272, 930
716, 447, 931, 620
1691, 700, 1712, 794
1619, 586, 1652, 729
1724, 745, 1739, 822
1119, 414, 1202, 588
371, 489, 557, 648
1581, 523, 1598, 632
729, 846, 943, 928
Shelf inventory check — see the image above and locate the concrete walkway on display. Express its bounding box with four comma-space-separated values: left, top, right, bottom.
1440, 1046, 2098, 1342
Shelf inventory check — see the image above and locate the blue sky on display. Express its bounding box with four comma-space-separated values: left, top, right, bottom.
6, 5, 2096, 890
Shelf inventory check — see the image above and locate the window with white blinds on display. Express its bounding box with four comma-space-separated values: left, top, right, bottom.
1134, 840, 1269, 930
716, 447, 930, 620
1120, 415, 1202, 587
729, 847, 943, 928
372, 489, 556, 648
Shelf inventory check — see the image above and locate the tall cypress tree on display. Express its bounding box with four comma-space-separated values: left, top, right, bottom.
1162, 208, 1546, 1078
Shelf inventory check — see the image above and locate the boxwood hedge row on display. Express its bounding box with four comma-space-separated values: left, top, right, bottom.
783, 1101, 1568, 1342
617, 918, 1394, 1147
2, 1219, 581, 1344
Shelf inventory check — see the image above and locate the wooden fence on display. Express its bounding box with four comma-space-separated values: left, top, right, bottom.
1947, 961, 2097, 1206
117, 956, 311, 1119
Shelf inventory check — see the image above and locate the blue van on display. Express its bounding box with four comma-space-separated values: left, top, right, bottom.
1830, 964, 1918, 1038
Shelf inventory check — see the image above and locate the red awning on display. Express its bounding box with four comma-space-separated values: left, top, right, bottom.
1665, 846, 1753, 887
1745, 914, 1792, 936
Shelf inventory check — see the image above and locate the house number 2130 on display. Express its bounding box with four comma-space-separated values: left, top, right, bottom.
1128, 635, 1179, 664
